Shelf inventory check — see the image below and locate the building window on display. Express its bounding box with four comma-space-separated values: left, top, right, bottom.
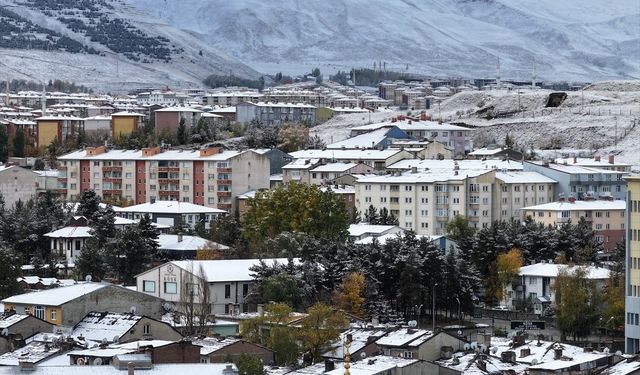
164, 282, 177, 294
34, 306, 45, 320
243, 284, 249, 297
143, 324, 151, 335
50, 309, 57, 321
225, 284, 231, 299
143, 281, 156, 293
403, 351, 413, 359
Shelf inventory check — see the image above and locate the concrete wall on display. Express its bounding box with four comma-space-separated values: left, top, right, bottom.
118, 317, 183, 343
0, 167, 37, 208
148, 341, 200, 364
204, 341, 274, 365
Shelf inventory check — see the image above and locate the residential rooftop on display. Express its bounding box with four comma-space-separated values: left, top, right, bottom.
519, 263, 610, 279
3, 283, 107, 307
522, 200, 626, 211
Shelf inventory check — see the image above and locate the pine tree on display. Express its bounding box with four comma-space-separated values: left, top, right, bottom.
0, 246, 22, 298
364, 205, 379, 224
177, 117, 188, 145
0, 125, 8, 163
13, 128, 25, 157
76, 190, 102, 219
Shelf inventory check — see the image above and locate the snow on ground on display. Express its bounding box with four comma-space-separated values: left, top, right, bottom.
311, 109, 402, 145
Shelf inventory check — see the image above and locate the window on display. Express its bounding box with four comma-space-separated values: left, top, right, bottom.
225, 284, 231, 299
405, 197, 412, 203
50, 309, 57, 321
529, 277, 537, 285
421, 186, 428, 192
243, 284, 249, 297
164, 282, 177, 294
469, 184, 479, 192
405, 185, 412, 191
34, 306, 45, 320
143, 324, 151, 335
405, 210, 412, 216
143, 281, 156, 293
403, 351, 413, 359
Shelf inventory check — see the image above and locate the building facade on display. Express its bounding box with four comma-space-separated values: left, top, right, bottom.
625, 176, 640, 353
0, 166, 39, 208
235, 102, 316, 126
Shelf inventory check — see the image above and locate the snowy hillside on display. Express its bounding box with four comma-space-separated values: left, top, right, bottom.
127, 0, 639, 81
0, 0, 259, 91
311, 81, 640, 170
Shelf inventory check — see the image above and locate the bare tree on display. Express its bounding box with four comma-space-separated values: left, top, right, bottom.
179, 263, 215, 336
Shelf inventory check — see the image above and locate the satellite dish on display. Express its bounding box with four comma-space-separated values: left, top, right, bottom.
163, 303, 174, 312
491, 347, 498, 354
408, 320, 417, 327
360, 352, 367, 359
480, 345, 487, 353
130, 306, 137, 314
531, 359, 538, 365
615, 351, 622, 356
457, 330, 462, 335
85, 275, 92, 282
1, 328, 8, 336
464, 344, 471, 351
470, 342, 478, 350
76, 358, 85, 365
43, 334, 49, 341
603, 348, 610, 353
93, 358, 103, 365
102, 338, 108, 344
113, 336, 120, 344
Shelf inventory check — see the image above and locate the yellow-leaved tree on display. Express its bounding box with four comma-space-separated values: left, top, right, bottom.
332, 272, 366, 318
495, 248, 523, 304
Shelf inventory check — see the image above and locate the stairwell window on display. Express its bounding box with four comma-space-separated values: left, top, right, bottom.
34, 306, 45, 320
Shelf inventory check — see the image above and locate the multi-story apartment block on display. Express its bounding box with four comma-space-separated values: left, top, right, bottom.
35, 115, 83, 148
625, 176, 640, 353
203, 90, 264, 107
522, 199, 626, 251
57, 146, 270, 211
350, 117, 473, 156
493, 171, 557, 220
523, 160, 629, 201
235, 102, 316, 126
282, 160, 374, 185
288, 149, 414, 170
553, 155, 631, 172
354, 169, 496, 235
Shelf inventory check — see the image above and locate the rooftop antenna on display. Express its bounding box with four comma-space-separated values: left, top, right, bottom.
496, 57, 501, 90
531, 57, 537, 90
41, 82, 47, 116
5, 79, 9, 106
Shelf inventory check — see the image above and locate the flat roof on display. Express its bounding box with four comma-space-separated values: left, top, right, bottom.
3, 283, 107, 306
59, 149, 245, 162
522, 200, 626, 211
115, 201, 226, 214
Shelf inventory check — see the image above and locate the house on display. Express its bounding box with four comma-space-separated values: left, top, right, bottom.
65, 339, 200, 366
283, 160, 374, 185
521, 199, 626, 251
505, 262, 610, 314
375, 328, 466, 361
523, 160, 628, 201
82, 115, 111, 137
2, 283, 165, 326
0, 313, 54, 355
71, 312, 183, 344
625, 175, 640, 353
0, 165, 39, 208
0, 362, 240, 374
156, 234, 229, 260
288, 149, 414, 170
326, 127, 414, 150
57, 146, 271, 210
348, 223, 405, 241
193, 337, 274, 364
115, 201, 227, 230
321, 355, 429, 375
322, 328, 388, 361
136, 258, 297, 315
468, 146, 524, 160
0, 332, 81, 367
236, 102, 316, 126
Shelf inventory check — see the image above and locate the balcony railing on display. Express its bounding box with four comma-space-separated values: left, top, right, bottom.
217, 167, 232, 173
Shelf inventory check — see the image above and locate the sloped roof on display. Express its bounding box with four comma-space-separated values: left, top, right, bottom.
169, 258, 298, 283
3, 283, 107, 306
71, 312, 142, 343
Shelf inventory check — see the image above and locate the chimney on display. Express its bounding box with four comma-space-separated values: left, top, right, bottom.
573, 156, 577, 164
142, 147, 161, 157
128, 362, 135, 375
325, 360, 335, 372
85, 145, 107, 157
200, 147, 222, 157
177, 233, 183, 242
501, 351, 516, 363
420, 112, 427, 121
608, 155, 614, 164
150, 197, 156, 204
520, 348, 531, 358
257, 304, 264, 316
595, 155, 601, 162
476, 359, 487, 371
568, 196, 576, 203
411, 166, 417, 174
18, 362, 35, 371
554, 348, 563, 360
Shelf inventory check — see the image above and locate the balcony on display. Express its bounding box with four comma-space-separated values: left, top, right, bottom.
159, 191, 180, 197
217, 191, 232, 197
103, 178, 122, 184
102, 166, 122, 173
103, 189, 122, 196
158, 179, 180, 185
217, 179, 232, 185
217, 203, 232, 210
217, 167, 232, 173
158, 166, 180, 173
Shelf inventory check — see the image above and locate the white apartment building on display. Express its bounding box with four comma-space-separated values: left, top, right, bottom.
57, 146, 270, 211
493, 171, 557, 220
355, 169, 496, 235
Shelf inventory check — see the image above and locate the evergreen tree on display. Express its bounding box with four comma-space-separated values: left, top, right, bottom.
0, 246, 21, 299
364, 205, 379, 224
13, 128, 25, 157
0, 125, 8, 163
76, 190, 102, 219
177, 117, 188, 145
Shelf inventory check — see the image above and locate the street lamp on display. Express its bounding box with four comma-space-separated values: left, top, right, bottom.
456, 296, 462, 329
432, 283, 438, 332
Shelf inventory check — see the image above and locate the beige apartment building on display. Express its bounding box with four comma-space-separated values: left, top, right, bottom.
625, 176, 640, 353
493, 171, 557, 220
354, 169, 496, 235
521, 199, 625, 251
57, 146, 270, 211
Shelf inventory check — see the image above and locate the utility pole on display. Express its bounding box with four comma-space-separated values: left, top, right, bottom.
432, 282, 438, 332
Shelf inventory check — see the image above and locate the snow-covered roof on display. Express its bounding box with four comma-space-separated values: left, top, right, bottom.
351, 119, 470, 132
2, 283, 108, 306
236, 190, 257, 200
289, 149, 405, 161
0, 314, 29, 329
527, 161, 626, 175
496, 171, 557, 184
310, 162, 359, 173
111, 111, 146, 117
154, 106, 202, 113
211, 106, 236, 113
375, 328, 432, 347
59, 149, 245, 162
356, 169, 491, 184
529, 352, 608, 371
602, 358, 640, 375
522, 200, 626, 211
192, 337, 242, 356
324, 355, 418, 375
157, 234, 229, 251
518, 263, 610, 279
282, 158, 320, 170
167, 258, 298, 283
115, 201, 226, 215
348, 223, 403, 237
388, 159, 523, 171
326, 128, 402, 149
0, 363, 239, 374
71, 312, 143, 343
43, 226, 92, 238
323, 328, 387, 359
469, 147, 511, 156
0, 333, 65, 366
553, 157, 631, 168
239, 101, 315, 109
201, 112, 223, 118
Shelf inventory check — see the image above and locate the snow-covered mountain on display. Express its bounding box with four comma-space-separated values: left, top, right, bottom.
126, 0, 640, 82
0, 0, 259, 92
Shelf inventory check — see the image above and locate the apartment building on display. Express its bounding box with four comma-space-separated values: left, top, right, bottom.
354, 169, 496, 235
282, 160, 374, 185
521, 199, 626, 251
493, 171, 557, 220
57, 146, 270, 211
203, 90, 263, 107
289, 149, 414, 170
523, 160, 628, 201
235, 102, 316, 126
624, 176, 640, 353
35, 115, 83, 148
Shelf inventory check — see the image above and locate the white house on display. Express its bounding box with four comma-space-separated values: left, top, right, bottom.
348, 223, 405, 241
114, 201, 226, 230
135, 258, 297, 315
505, 262, 610, 315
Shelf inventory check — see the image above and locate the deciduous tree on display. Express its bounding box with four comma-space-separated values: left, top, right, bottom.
496, 248, 523, 303
332, 272, 365, 318
298, 303, 347, 363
